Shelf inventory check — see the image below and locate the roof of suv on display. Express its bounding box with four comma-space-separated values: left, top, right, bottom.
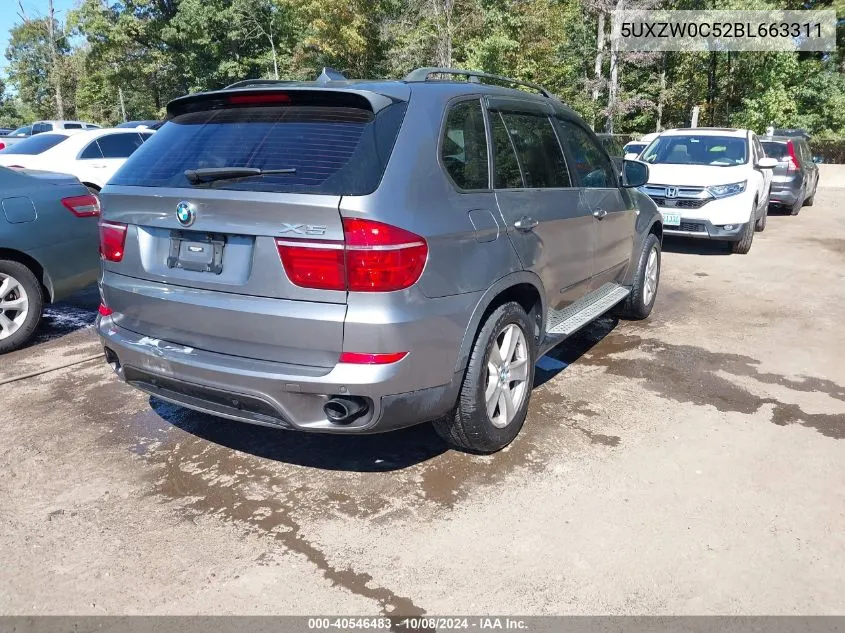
166, 67, 582, 121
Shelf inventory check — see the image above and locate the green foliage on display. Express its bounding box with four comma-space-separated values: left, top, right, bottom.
0, 0, 841, 138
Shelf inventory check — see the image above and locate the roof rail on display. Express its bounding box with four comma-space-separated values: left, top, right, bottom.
224, 79, 298, 90
403, 67, 553, 98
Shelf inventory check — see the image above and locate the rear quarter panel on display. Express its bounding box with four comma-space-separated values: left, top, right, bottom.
0, 171, 99, 301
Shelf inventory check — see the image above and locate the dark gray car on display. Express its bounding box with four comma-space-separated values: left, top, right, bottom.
96, 67, 662, 453
761, 136, 819, 215
0, 167, 100, 352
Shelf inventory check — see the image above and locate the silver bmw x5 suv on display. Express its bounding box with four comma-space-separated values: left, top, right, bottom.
96, 67, 663, 453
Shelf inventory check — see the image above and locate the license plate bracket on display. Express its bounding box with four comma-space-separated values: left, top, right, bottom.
661, 211, 681, 226
167, 231, 226, 274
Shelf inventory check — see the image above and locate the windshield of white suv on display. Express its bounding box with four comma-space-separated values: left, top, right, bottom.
641, 135, 748, 167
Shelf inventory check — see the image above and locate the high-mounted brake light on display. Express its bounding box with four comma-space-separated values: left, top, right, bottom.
339, 352, 408, 365
276, 219, 428, 292
99, 220, 128, 262
227, 93, 291, 106
786, 141, 800, 172
62, 194, 100, 217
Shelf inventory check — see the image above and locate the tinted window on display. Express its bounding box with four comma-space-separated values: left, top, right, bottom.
761, 141, 787, 160
64, 123, 83, 129
0, 133, 68, 155
32, 123, 53, 134
97, 132, 145, 158
498, 112, 570, 188
79, 140, 104, 159
557, 120, 616, 188
598, 135, 624, 157
8, 126, 31, 137
641, 134, 747, 166
111, 103, 407, 195
441, 100, 489, 190
490, 113, 523, 188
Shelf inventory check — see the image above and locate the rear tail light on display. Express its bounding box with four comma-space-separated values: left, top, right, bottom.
338, 351, 408, 365
62, 194, 100, 217
786, 141, 800, 172
0, 142, 5, 150
276, 219, 428, 292
99, 220, 128, 262
98, 304, 113, 317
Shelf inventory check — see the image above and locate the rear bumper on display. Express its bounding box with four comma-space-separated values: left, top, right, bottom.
97, 317, 462, 434
768, 183, 802, 206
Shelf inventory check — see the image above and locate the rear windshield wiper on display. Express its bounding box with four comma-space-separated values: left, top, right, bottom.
184, 166, 296, 185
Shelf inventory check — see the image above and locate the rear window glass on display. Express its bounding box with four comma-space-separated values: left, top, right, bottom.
0, 133, 67, 155
110, 103, 407, 195
761, 141, 787, 159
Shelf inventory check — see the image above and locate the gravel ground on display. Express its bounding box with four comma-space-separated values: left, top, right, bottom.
0, 183, 843, 616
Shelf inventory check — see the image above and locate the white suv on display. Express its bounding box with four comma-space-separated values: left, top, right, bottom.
638, 128, 777, 254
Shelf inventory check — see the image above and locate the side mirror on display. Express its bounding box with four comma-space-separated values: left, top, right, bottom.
813, 156, 823, 164
622, 159, 649, 188
756, 157, 779, 169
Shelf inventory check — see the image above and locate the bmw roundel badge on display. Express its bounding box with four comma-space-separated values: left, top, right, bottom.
176, 201, 196, 227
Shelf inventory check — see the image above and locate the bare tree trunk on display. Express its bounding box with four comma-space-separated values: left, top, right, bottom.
269, 33, 279, 80
604, 0, 623, 133
47, 0, 65, 119
656, 53, 666, 132
707, 51, 716, 126
592, 12, 605, 102
118, 86, 127, 122
433, 0, 453, 67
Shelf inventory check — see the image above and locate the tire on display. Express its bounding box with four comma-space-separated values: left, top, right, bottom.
433, 302, 536, 454
0, 260, 44, 354
755, 203, 768, 232
616, 232, 661, 320
789, 191, 803, 216
730, 220, 755, 254
803, 189, 815, 207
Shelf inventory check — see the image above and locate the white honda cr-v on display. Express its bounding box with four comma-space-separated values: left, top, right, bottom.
638, 128, 778, 254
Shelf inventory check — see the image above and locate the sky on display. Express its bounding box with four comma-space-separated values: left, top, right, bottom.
0, 0, 79, 73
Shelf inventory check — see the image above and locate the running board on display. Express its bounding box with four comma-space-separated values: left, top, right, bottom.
545, 283, 630, 336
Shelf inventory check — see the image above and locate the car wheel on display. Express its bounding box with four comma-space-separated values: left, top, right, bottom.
730, 220, 755, 254
433, 302, 535, 454
0, 260, 44, 354
616, 232, 661, 320
803, 190, 815, 207
755, 204, 768, 232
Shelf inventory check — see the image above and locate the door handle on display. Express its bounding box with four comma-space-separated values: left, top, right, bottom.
593, 208, 608, 220
514, 216, 539, 232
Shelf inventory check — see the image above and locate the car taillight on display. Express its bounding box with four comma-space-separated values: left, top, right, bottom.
62, 194, 100, 217
99, 221, 128, 262
276, 219, 428, 292
98, 304, 113, 316
786, 141, 800, 172
276, 240, 346, 290
343, 219, 428, 292
0, 142, 5, 150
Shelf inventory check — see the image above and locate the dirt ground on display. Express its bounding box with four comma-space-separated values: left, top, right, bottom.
1, 178, 843, 616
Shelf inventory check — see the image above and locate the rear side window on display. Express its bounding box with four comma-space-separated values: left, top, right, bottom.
557, 120, 616, 188
79, 140, 104, 159
0, 133, 67, 155
441, 100, 489, 190
498, 111, 570, 188
111, 102, 408, 195
64, 123, 83, 129
490, 114, 523, 189
97, 132, 145, 158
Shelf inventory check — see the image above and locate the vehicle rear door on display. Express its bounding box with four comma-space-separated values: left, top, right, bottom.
486, 98, 592, 308
100, 90, 407, 367
556, 117, 633, 288
799, 140, 818, 194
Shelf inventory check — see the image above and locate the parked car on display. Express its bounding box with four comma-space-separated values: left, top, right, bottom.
0, 128, 13, 136
760, 136, 819, 215
0, 128, 154, 192
116, 120, 161, 129
30, 120, 101, 134
95, 67, 662, 454
623, 132, 659, 160
0, 125, 32, 151
638, 128, 777, 254
0, 167, 100, 353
